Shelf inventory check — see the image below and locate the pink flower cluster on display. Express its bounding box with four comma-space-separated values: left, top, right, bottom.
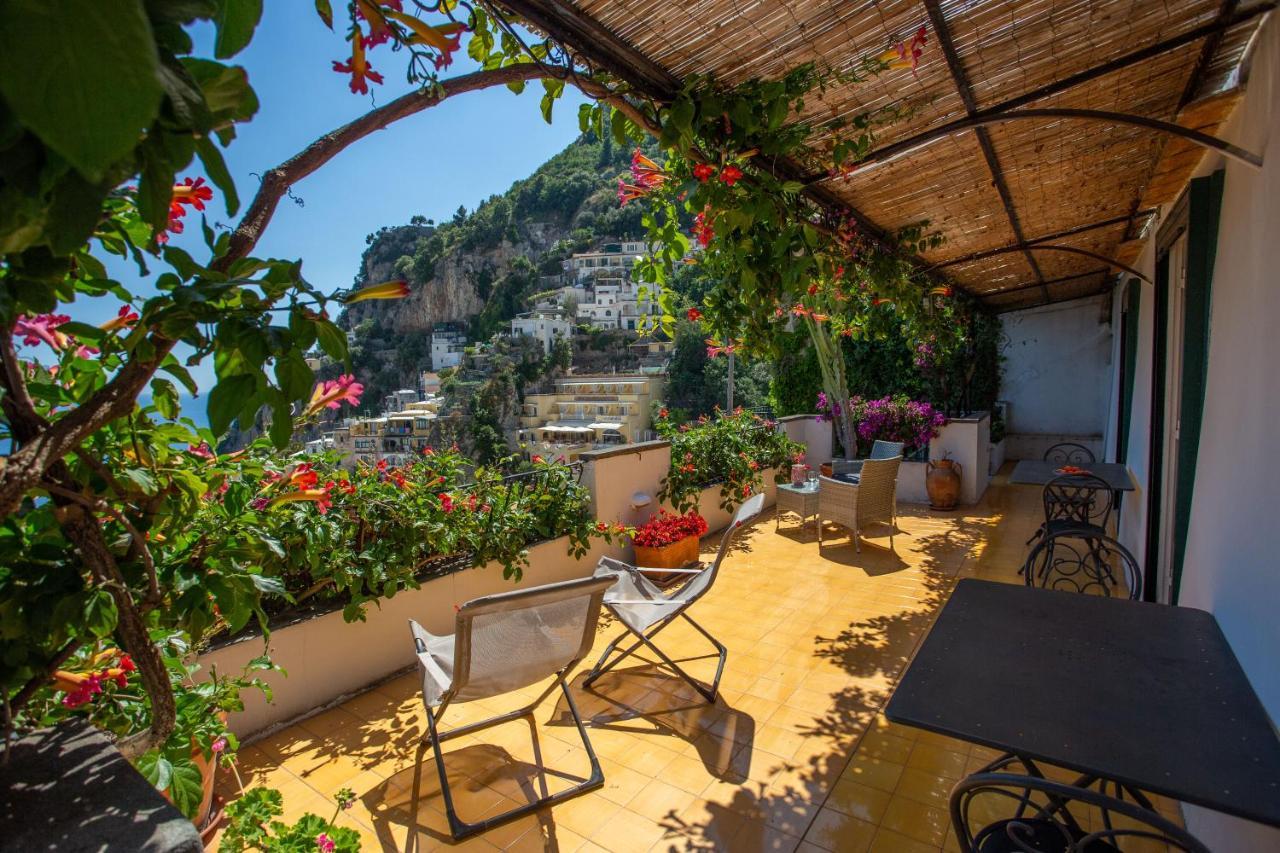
14, 313, 98, 359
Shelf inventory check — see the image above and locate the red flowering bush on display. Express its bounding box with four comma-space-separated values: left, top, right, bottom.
633, 511, 708, 549
655, 408, 804, 513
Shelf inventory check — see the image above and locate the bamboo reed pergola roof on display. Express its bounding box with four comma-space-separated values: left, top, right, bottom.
501, 0, 1272, 311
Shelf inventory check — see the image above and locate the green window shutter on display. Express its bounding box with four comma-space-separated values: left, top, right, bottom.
1117, 279, 1141, 465
1171, 169, 1225, 604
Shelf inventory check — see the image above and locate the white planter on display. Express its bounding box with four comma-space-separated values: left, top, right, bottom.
926, 413, 992, 505
897, 460, 930, 504
989, 439, 1007, 476
198, 535, 609, 739
685, 468, 779, 533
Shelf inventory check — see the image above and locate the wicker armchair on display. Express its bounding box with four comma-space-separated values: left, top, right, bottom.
831, 440, 906, 478
818, 456, 902, 552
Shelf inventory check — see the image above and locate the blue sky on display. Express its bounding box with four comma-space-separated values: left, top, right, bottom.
78, 6, 588, 402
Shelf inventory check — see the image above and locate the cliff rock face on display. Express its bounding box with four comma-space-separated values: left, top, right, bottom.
345, 222, 561, 334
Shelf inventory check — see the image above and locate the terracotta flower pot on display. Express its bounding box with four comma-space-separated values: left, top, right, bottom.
161, 711, 227, 837
634, 535, 700, 585
926, 459, 962, 510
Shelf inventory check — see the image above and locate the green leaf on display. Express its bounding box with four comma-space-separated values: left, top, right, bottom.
273, 350, 313, 402
207, 373, 255, 436
0, 0, 163, 179
268, 391, 292, 449
669, 98, 695, 137
213, 0, 262, 58
314, 0, 333, 28
183, 59, 258, 143
194, 136, 239, 216
160, 358, 199, 395
166, 755, 205, 818
506, 79, 526, 95
119, 467, 160, 494
315, 320, 348, 363
539, 78, 564, 124
83, 589, 118, 638
150, 377, 180, 419
249, 573, 286, 596
135, 750, 173, 793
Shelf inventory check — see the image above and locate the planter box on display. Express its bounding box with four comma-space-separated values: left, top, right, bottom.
198, 535, 609, 740
634, 535, 700, 584
685, 468, 779, 533
896, 460, 930, 504
634, 535, 699, 568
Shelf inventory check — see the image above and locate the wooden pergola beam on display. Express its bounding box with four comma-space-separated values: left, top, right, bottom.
923, 0, 1050, 303
954, 244, 1151, 282
1180, 0, 1243, 109
840, 108, 1263, 175
930, 209, 1159, 270
809, 1, 1275, 181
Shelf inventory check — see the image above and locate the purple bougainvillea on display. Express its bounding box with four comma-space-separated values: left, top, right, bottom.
849, 395, 948, 453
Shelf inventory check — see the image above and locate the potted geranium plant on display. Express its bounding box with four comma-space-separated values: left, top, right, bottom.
633, 510, 708, 582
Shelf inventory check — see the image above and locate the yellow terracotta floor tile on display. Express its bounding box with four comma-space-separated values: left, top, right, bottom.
219, 476, 1057, 849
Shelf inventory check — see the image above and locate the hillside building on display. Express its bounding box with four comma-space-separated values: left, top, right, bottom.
510, 312, 572, 355
430, 322, 467, 370
517, 374, 663, 461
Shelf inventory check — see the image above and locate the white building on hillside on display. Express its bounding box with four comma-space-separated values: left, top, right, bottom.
510, 312, 572, 354
430, 323, 467, 370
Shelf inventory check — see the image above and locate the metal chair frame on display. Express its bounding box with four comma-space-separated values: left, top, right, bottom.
1023, 530, 1143, 600
1024, 473, 1116, 561
583, 494, 765, 704
951, 772, 1209, 853
410, 575, 614, 840
1043, 442, 1097, 466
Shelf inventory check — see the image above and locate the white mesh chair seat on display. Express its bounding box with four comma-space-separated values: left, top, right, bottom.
585, 493, 765, 703
407, 574, 614, 840
818, 456, 903, 553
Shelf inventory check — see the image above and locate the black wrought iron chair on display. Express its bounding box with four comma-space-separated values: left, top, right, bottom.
951, 772, 1208, 853
1043, 442, 1096, 465
1025, 473, 1115, 555
1023, 530, 1142, 599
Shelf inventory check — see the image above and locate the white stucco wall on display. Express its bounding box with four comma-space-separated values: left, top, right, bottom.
999, 295, 1113, 456
1114, 16, 1280, 849
1174, 16, 1280, 850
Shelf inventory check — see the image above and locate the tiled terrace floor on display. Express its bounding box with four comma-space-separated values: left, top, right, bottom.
214, 471, 1172, 851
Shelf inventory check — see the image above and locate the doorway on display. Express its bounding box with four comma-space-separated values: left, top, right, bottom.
1143, 172, 1224, 604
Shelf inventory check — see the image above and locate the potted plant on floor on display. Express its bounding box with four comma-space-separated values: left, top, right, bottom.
633, 510, 709, 583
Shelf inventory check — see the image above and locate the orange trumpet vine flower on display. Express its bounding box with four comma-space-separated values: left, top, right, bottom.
333, 27, 384, 94
384, 9, 466, 69
100, 305, 140, 332
879, 25, 928, 71
345, 280, 410, 303
630, 150, 667, 189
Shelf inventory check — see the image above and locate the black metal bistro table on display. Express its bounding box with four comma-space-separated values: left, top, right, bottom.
886, 579, 1280, 829
1009, 459, 1135, 492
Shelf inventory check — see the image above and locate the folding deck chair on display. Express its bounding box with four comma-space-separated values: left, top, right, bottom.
584, 493, 765, 703
408, 574, 615, 840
